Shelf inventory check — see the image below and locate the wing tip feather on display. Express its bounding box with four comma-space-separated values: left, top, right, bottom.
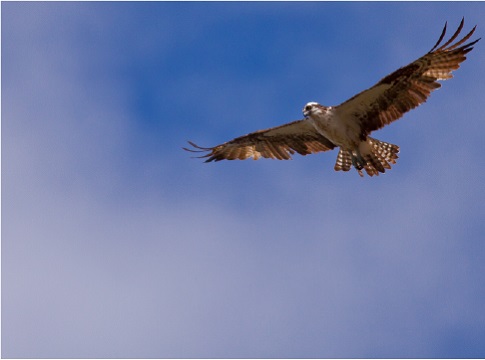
183, 141, 217, 161
429, 18, 480, 53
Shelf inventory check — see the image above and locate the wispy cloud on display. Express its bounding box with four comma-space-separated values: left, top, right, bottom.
3, 2, 485, 358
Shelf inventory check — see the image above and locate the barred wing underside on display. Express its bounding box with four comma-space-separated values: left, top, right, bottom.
184, 118, 336, 162
335, 18, 480, 138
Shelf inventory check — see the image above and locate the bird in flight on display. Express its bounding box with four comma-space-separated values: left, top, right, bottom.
184, 19, 480, 177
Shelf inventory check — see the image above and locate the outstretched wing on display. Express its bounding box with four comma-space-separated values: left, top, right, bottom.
335, 18, 480, 138
184, 118, 336, 162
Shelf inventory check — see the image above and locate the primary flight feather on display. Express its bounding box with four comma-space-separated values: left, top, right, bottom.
184, 19, 480, 177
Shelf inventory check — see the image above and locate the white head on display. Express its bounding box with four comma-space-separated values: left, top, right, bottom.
302, 102, 326, 118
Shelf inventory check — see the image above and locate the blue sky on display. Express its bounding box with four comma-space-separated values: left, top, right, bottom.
3, 2, 485, 358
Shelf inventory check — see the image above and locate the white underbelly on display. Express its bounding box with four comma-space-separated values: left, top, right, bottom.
311, 116, 360, 149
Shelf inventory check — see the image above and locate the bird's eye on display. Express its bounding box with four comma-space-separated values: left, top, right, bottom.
305, 105, 311, 110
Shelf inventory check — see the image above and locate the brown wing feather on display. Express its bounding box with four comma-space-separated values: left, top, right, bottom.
183, 118, 336, 162
335, 18, 480, 138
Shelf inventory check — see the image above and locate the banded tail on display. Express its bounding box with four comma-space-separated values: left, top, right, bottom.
334, 137, 399, 177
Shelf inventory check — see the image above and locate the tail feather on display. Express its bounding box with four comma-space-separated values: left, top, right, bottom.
334, 138, 399, 177
368, 137, 399, 166
334, 149, 353, 172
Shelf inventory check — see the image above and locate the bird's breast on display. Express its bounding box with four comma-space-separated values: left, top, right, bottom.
310, 112, 361, 149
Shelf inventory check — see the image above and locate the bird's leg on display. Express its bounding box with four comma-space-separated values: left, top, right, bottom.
351, 149, 366, 171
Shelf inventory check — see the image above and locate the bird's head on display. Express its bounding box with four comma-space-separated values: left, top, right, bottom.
303, 102, 325, 118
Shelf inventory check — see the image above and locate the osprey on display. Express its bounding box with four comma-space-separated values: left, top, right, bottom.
184, 19, 480, 177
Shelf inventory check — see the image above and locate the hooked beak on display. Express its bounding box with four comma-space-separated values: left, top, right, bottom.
303, 109, 311, 118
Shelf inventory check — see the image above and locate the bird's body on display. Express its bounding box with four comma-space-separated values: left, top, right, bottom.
185, 19, 480, 177
303, 103, 399, 176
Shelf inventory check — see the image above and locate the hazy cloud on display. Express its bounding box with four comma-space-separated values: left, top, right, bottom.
3, 2, 485, 358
